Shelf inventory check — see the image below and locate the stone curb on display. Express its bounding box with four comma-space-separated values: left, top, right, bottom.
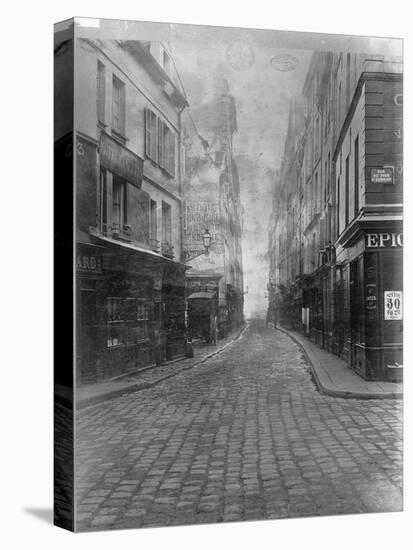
277, 326, 403, 400
77, 323, 249, 410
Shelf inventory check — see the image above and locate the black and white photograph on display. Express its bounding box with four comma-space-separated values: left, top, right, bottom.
3, 0, 413, 547
52, 16, 405, 533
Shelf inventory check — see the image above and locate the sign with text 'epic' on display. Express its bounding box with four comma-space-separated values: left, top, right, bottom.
99, 132, 143, 187
366, 233, 403, 249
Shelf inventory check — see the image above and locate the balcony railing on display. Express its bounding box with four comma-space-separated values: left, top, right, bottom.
161, 242, 174, 259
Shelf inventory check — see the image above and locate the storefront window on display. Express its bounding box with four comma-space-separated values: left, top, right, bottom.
107, 297, 151, 347
107, 297, 124, 347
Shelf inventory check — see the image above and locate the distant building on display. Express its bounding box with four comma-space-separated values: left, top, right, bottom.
56, 38, 189, 383
268, 51, 403, 382
183, 82, 244, 338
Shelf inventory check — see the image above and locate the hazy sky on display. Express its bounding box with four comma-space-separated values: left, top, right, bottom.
169, 25, 312, 317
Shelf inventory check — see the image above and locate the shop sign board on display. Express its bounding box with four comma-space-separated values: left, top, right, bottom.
371, 167, 394, 184
100, 132, 143, 187
384, 290, 402, 320
366, 233, 403, 249
76, 254, 100, 271
185, 201, 222, 245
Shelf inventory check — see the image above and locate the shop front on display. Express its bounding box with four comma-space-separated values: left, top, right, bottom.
185, 274, 223, 337
338, 226, 403, 382
76, 240, 187, 384
306, 272, 324, 349
163, 262, 187, 360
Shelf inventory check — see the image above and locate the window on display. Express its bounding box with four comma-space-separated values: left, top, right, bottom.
158, 119, 175, 176
150, 199, 157, 240
312, 232, 316, 269
99, 168, 108, 233
328, 77, 333, 130
162, 201, 172, 243
327, 152, 331, 201
354, 135, 359, 215
338, 82, 342, 128
112, 75, 125, 136
112, 177, 127, 232
345, 155, 350, 225
106, 297, 150, 347
97, 61, 105, 123
163, 50, 171, 74
158, 120, 165, 168
346, 53, 351, 107
145, 108, 158, 161
337, 176, 341, 235
161, 201, 173, 257
107, 297, 124, 347
150, 199, 158, 249
145, 108, 176, 176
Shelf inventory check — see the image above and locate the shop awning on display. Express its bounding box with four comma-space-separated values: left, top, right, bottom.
89, 229, 190, 269
187, 291, 214, 300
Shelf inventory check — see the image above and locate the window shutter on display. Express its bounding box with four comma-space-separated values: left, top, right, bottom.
168, 132, 175, 176
145, 108, 150, 157
120, 83, 125, 135
97, 61, 105, 123
158, 120, 164, 168
152, 112, 158, 161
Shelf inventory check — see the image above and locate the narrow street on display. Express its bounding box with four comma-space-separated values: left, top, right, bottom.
75, 319, 402, 530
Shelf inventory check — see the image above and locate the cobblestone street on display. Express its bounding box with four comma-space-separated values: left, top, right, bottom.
75, 319, 403, 531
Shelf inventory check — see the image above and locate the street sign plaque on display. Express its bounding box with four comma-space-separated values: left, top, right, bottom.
371, 167, 394, 184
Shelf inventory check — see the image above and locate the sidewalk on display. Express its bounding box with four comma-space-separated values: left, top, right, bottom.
75, 323, 248, 409
278, 327, 403, 399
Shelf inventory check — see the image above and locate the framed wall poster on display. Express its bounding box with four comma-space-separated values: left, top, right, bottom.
54, 17, 403, 532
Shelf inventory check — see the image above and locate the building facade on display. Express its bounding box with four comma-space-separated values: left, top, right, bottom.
268, 50, 403, 382
56, 38, 190, 384
182, 83, 244, 338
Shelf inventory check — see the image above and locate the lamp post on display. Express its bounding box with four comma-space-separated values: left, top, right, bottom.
202, 229, 212, 255
184, 229, 213, 262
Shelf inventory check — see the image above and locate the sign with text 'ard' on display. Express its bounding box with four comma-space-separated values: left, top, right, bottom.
384, 291, 403, 320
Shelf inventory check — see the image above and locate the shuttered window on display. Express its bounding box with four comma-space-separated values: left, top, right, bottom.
145, 108, 158, 161
112, 75, 125, 135
97, 61, 105, 123
168, 131, 175, 176
145, 107, 176, 177
158, 119, 165, 167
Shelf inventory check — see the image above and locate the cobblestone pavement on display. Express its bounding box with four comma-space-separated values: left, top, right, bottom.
75, 319, 403, 531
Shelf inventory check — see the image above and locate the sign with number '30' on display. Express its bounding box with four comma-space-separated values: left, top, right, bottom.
384, 291, 403, 320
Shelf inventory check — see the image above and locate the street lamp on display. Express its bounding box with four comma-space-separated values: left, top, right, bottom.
202, 229, 212, 255
184, 228, 214, 262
